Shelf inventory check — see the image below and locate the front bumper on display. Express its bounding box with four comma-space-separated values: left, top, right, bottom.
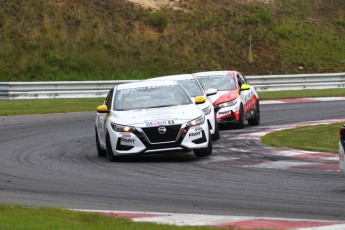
108, 122, 210, 156
214, 104, 240, 124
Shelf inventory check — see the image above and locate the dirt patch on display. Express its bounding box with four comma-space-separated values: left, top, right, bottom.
127, 0, 274, 10
127, 0, 181, 10
235, 0, 274, 4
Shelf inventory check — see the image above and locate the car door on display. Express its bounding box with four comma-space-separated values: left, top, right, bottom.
97, 88, 114, 147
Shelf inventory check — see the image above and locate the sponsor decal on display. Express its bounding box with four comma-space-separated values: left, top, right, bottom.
218, 110, 231, 116
189, 131, 201, 137
191, 125, 201, 130
189, 131, 202, 140
188, 130, 202, 141
120, 138, 135, 146
146, 120, 174, 127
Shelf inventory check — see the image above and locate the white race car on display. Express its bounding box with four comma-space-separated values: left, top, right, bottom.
147, 74, 220, 141
95, 80, 212, 161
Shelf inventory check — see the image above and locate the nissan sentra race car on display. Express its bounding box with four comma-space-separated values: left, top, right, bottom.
95, 80, 212, 161
147, 74, 220, 141
193, 71, 260, 129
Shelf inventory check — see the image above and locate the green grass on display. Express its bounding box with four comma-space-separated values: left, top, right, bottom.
261, 123, 342, 153
0, 0, 344, 81
0, 98, 104, 116
258, 88, 345, 100
0, 205, 214, 230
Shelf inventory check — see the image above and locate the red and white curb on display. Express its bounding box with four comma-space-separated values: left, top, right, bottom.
75, 209, 345, 229
207, 118, 345, 171
237, 118, 345, 139
261, 97, 345, 105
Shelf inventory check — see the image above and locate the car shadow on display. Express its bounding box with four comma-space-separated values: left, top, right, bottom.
101, 151, 211, 163
218, 123, 249, 130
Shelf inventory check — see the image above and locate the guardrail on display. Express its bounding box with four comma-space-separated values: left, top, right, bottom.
0, 80, 139, 100
247, 73, 345, 91
1, 73, 344, 99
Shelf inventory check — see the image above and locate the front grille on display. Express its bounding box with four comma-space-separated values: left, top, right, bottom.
145, 141, 183, 151
141, 125, 182, 143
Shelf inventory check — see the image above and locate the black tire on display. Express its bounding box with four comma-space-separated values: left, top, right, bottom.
248, 101, 260, 126
106, 134, 118, 162
211, 119, 220, 141
194, 131, 213, 157
236, 105, 245, 129
95, 127, 106, 157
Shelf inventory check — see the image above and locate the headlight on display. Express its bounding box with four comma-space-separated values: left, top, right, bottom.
202, 105, 212, 115
187, 115, 205, 127
111, 123, 135, 132
219, 98, 238, 108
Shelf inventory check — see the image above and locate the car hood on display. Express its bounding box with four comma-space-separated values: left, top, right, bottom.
110, 104, 203, 127
210, 90, 238, 105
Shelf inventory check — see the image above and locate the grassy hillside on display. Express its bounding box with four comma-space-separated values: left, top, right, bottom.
0, 0, 344, 81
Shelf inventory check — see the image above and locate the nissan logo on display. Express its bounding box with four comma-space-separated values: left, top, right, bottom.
158, 126, 167, 134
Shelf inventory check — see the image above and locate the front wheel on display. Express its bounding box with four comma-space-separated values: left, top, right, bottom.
106, 134, 118, 162
212, 118, 220, 141
194, 131, 213, 157
236, 105, 245, 129
248, 101, 260, 126
95, 127, 106, 157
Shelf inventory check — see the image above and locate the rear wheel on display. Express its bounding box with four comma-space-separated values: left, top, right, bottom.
95, 127, 106, 157
211, 118, 220, 141
194, 131, 213, 157
236, 105, 245, 129
106, 134, 118, 162
248, 101, 260, 126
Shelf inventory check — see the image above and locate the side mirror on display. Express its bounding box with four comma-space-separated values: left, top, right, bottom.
206, 88, 217, 96
240, 84, 251, 91
96, 105, 109, 113
195, 96, 206, 104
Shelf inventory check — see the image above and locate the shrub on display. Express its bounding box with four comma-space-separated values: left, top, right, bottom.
148, 10, 168, 32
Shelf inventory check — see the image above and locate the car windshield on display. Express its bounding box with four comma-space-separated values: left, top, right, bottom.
114, 84, 192, 111
196, 75, 237, 91
176, 79, 204, 97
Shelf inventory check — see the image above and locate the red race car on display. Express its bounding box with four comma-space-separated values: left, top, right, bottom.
193, 71, 260, 128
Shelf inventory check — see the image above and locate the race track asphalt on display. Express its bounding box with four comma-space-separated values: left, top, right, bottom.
1, 100, 345, 221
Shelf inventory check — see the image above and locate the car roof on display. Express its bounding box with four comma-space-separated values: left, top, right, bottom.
116, 80, 179, 90
193, 71, 237, 77
147, 74, 194, 81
